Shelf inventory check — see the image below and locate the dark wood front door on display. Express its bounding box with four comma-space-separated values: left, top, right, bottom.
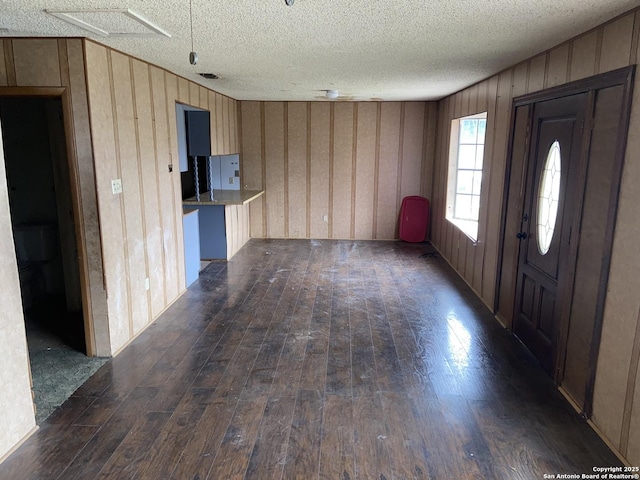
513, 93, 588, 376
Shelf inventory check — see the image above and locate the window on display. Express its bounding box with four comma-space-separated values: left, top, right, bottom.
446, 112, 487, 241
537, 140, 561, 255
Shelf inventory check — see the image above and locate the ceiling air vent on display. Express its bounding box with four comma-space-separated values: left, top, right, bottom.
198, 73, 219, 80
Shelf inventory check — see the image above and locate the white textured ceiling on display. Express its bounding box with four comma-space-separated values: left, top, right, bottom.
1, 0, 639, 101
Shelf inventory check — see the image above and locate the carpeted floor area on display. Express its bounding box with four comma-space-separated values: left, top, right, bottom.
25, 308, 108, 424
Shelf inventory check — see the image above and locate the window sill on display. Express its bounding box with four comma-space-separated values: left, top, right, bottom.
446, 217, 479, 244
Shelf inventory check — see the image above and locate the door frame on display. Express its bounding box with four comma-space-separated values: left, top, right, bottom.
0, 86, 97, 356
494, 66, 635, 416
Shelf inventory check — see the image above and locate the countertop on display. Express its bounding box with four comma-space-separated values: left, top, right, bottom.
183, 189, 264, 206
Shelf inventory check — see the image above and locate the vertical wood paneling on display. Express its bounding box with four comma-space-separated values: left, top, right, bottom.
3, 39, 16, 86
150, 67, 179, 305
420, 103, 437, 206
528, 54, 547, 93
178, 77, 189, 103
429, 8, 640, 467
240, 102, 264, 237
628, 362, 640, 463
0, 37, 242, 458
240, 100, 434, 242
432, 97, 448, 248
132, 60, 163, 323
66, 39, 110, 354
332, 103, 354, 239
481, 70, 512, 306
0, 41, 8, 86
225, 203, 250, 259
216, 94, 225, 155
163, 73, 185, 296
443, 99, 454, 262
264, 102, 286, 238
570, 31, 599, 81
354, 103, 377, 239
57, 40, 70, 89
209, 91, 219, 154
223, 97, 231, 153
592, 33, 640, 452
376, 103, 402, 239
309, 103, 330, 238
287, 102, 308, 238
512, 62, 529, 98
12, 39, 61, 87
547, 44, 570, 87
470, 77, 500, 292
198, 86, 208, 110
599, 15, 635, 73
85, 43, 130, 350
188, 81, 199, 106
400, 102, 425, 201
111, 52, 145, 339
230, 98, 238, 152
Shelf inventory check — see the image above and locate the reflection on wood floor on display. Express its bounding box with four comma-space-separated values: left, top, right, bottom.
0, 239, 621, 479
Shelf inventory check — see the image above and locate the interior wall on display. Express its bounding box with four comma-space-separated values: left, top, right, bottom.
83, 41, 240, 353
430, 9, 640, 464
0, 38, 110, 460
0, 38, 110, 355
240, 101, 437, 240
0, 116, 36, 462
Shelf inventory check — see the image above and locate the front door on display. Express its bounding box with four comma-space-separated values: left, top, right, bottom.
513, 93, 588, 376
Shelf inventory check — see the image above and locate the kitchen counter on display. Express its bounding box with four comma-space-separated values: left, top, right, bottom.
183, 189, 264, 206
182, 189, 263, 261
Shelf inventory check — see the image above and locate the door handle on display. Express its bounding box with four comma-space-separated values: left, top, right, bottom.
516, 232, 528, 240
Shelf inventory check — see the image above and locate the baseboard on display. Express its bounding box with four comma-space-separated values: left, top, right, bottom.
111, 291, 186, 357
558, 386, 583, 415
0, 424, 38, 465
429, 243, 498, 319
587, 419, 631, 467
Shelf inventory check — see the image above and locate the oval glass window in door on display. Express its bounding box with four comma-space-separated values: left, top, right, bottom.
537, 140, 561, 255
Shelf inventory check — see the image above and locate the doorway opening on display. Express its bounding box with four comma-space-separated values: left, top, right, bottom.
0, 96, 107, 423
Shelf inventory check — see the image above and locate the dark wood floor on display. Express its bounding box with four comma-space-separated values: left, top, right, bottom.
0, 239, 621, 479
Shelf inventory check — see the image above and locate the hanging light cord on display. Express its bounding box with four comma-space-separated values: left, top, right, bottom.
189, 0, 194, 53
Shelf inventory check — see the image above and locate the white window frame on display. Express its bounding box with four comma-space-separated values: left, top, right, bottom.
446, 112, 487, 242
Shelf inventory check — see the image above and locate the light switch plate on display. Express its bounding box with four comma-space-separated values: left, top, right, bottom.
111, 179, 123, 194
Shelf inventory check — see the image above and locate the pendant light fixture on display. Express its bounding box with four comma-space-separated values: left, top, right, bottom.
188, 0, 197, 65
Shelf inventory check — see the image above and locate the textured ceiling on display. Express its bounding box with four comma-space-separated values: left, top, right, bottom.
1, 0, 639, 101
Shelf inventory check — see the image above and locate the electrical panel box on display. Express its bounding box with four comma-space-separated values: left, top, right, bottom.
207, 154, 240, 191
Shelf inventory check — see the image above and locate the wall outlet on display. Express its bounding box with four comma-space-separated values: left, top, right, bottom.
145, 277, 150, 291
111, 179, 123, 195
323, 214, 328, 222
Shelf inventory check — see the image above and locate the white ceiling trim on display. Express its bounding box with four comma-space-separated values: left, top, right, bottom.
44, 8, 171, 38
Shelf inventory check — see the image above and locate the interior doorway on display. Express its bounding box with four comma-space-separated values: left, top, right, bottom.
496, 66, 635, 416
0, 96, 106, 422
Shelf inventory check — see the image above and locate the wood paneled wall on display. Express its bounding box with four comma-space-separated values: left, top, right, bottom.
84, 41, 240, 353
430, 9, 640, 465
225, 203, 251, 260
0, 120, 36, 461
0, 37, 109, 460
0, 37, 239, 459
0, 39, 110, 355
240, 101, 437, 240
